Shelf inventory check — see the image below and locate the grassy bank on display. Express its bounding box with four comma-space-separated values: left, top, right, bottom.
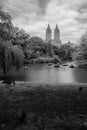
0, 83, 87, 130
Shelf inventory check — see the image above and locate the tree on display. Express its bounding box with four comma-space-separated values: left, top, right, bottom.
59, 43, 75, 60
0, 39, 8, 73
0, 8, 24, 74
25, 36, 44, 59
44, 42, 54, 57
10, 45, 24, 71
28, 36, 43, 50
0, 7, 14, 41
77, 31, 87, 45
72, 31, 87, 62
72, 42, 87, 61
13, 27, 30, 50
0, 39, 24, 74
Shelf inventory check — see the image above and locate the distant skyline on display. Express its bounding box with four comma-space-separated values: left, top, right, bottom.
1, 0, 87, 43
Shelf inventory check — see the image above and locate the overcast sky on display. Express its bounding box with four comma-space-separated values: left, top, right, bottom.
1, 0, 87, 43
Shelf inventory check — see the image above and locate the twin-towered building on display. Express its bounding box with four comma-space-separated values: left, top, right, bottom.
45, 24, 61, 46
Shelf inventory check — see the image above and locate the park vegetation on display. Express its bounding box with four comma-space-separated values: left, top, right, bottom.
0, 7, 87, 74
72, 33, 87, 66
0, 7, 87, 130
0, 7, 24, 74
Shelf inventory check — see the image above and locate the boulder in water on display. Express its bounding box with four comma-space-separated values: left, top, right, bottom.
69, 65, 75, 68
54, 64, 60, 68
48, 63, 52, 66
63, 64, 68, 66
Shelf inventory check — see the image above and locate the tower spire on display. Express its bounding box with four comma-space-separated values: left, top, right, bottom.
55, 24, 59, 31
56, 24, 58, 28
48, 24, 50, 28
47, 24, 51, 30
54, 24, 61, 45
46, 24, 52, 41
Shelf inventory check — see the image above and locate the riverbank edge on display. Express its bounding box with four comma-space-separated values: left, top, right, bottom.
0, 81, 87, 91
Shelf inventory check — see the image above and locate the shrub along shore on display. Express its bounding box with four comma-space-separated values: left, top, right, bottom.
24, 56, 62, 64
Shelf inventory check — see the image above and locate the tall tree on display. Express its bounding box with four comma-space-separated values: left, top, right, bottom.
0, 8, 24, 73
73, 42, 87, 61
0, 7, 14, 41
13, 27, 30, 50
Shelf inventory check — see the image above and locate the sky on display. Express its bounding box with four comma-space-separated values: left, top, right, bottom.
1, 0, 87, 43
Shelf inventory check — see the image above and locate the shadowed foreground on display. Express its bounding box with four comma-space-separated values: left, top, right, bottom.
0, 84, 87, 130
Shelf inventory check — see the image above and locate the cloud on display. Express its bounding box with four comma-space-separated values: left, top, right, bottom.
0, 0, 87, 43
4, 0, 39, 18
0, 0, 7, 7
38, 0, 50, 15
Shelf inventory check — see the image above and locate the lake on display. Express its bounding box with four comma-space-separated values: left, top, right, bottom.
0, 63, 87, 84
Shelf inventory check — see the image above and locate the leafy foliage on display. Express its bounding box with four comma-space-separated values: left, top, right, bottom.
0, 7, 79, 73
0, 8, 24, 73
73, 42, 87, 61
77, 31, 87, 45
9, 45, 24, 71
24, 37, 75, 63
24, 37, 61, 61
58, 43, 75, 60
0, 7, 14, 41
0, 39, 24, 73
72, 30, 87, 62
12, 27, 30, 49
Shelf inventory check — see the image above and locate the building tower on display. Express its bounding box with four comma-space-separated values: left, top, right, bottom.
46, 24, 52, 42
54, 24, 61, 45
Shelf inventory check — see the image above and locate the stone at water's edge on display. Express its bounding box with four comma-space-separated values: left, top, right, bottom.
69, 64, 75, 68
62, 64, 68, 66
48, 63, 53, 66
78, 64, 87, 68
54, 63, 60, 68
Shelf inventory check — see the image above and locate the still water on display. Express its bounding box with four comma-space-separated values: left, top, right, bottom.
0, 63, 87, 84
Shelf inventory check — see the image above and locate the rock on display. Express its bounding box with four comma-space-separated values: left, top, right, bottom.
63, 64, 68, 66
69, 65, 75, 68
78, 65, 87, 68
79, 87, 83, 92
48, 63, 52, 66
54, 64, 60, 68
23, 66, 30, 70
2, 79, 15, 86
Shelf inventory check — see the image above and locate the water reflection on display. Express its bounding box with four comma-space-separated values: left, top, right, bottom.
73, 68, 87, 83
0, 64, 87, 84
24, 65, 78, 84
